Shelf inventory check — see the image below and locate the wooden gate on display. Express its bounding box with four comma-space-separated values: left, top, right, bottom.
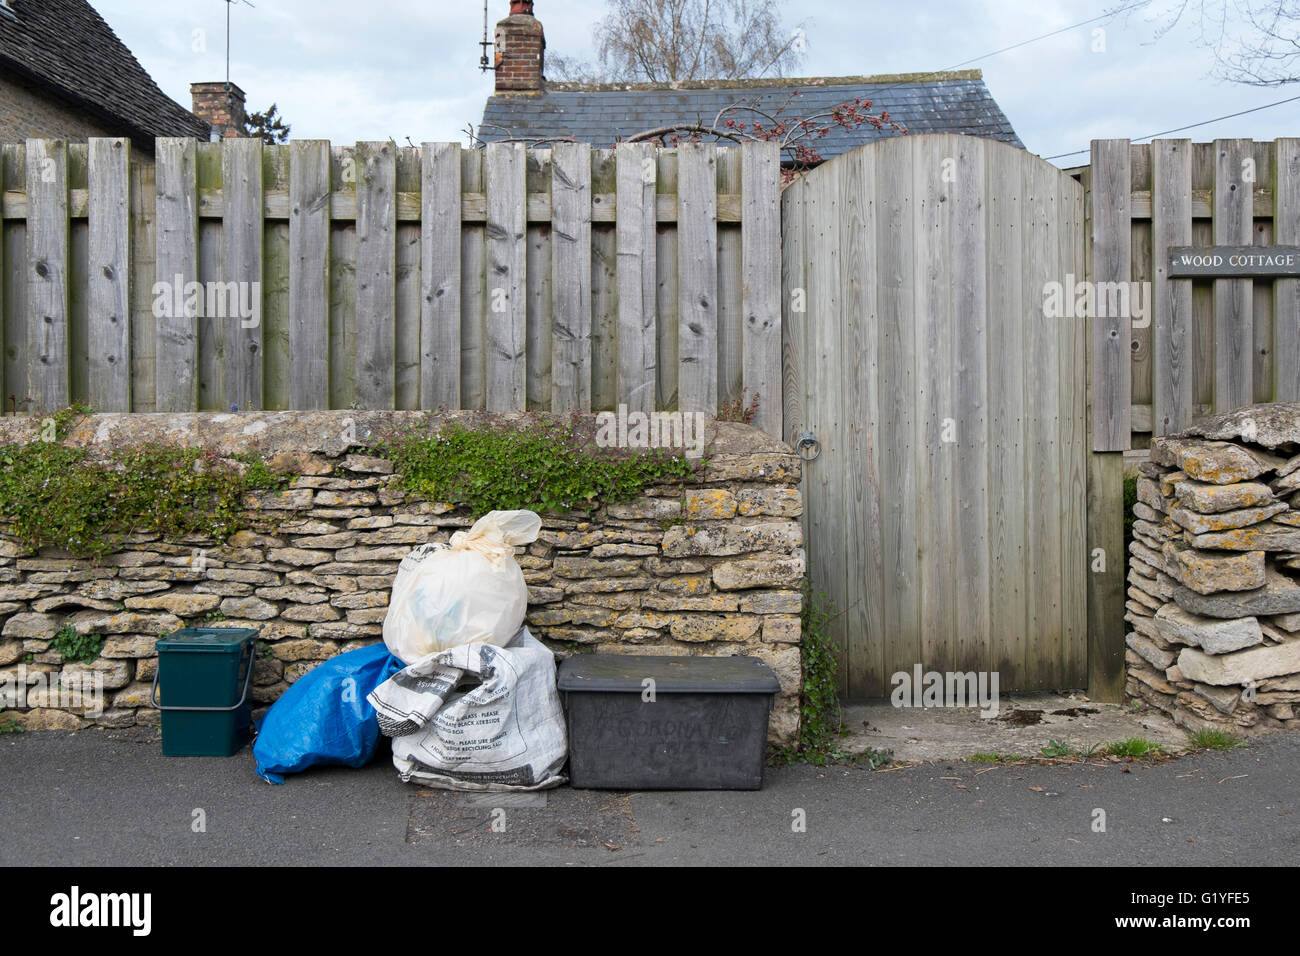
782, 134, 1090, 698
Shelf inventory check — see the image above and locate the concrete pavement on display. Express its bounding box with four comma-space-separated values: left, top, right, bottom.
2, 727, 1296, 866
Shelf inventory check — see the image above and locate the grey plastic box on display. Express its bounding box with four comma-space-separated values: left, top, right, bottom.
557, 654, 781, 790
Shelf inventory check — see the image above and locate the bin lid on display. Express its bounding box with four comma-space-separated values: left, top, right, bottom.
155, 627, 259, 653
557, 654, 780, 694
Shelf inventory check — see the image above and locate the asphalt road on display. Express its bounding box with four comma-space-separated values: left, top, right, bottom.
2, 728, 1296, 866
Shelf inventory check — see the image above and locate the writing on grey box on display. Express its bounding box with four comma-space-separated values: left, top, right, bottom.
1168, 246, 1300, 278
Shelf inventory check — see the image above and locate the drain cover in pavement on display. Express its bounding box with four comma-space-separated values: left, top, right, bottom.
406, 788, 641, 850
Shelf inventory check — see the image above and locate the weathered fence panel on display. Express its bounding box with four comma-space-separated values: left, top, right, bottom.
0, 138, 781, 429
678, 143, 719, 416
1278, 140, 1300, 399
154, 138, 197, 412
224, 137, 263, 412
420, 142, 460, 411
26, 139, 69, 411
289, 139, 331, 410
784, 134, 1089, 697
87, 138, 131, 411
615, 142, 657, 414
1089, 137, 1300, 445
741, 141, 782, 438
353, 141, 395, 410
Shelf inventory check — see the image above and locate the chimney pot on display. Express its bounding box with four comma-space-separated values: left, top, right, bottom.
510, 1, 534, 14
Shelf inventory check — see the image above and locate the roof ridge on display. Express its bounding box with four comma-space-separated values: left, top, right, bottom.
0, 0, 209, 145
539, 69, 984, 95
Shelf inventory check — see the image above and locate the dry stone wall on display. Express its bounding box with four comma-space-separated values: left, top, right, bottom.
1127, 403, 1300, 733
0, 412, 804, 743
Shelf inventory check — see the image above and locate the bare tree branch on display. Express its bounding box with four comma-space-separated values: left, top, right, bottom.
1121, 0, 1300, 86
575, 0, 808, 84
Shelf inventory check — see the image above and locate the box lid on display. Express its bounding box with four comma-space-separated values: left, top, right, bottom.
557, 654, 780, 694
155, 627, 259, 653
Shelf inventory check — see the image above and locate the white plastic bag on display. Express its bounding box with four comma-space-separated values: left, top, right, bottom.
368, 628, 567, 791
383, 510, 542, 665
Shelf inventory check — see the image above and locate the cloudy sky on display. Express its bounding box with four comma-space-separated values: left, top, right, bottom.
99, 0, 1299, 168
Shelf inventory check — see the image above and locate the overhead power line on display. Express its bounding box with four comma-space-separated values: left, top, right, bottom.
863, 0, 1153, 99
941, 0, 1151, 72
1043, 93, 1300, 161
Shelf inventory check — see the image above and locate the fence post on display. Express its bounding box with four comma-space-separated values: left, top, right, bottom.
1089, 139, 1131, 451
1086, 450, 1126, 702
1084, 150, 1128, 702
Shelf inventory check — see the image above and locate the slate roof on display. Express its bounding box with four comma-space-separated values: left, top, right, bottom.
480, 70, 1023, 161
0, 0, 210, 147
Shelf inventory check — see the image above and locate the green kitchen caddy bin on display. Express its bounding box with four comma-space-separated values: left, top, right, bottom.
151, 628, 259, 757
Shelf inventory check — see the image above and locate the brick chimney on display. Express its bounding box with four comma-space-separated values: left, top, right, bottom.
190, 81, 247, 139
494, 1, 545, 93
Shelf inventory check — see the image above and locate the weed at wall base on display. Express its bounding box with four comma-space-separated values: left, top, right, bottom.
768, 580, 893, 769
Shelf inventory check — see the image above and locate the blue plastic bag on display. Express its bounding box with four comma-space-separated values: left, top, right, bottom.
253, 643, 402, 784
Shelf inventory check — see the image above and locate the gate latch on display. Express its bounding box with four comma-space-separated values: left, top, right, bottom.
794, 429, 821, 462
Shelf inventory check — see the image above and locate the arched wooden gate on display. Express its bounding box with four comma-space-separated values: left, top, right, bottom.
782, 134, 1091, 698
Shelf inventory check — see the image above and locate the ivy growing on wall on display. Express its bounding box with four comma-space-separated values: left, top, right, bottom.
0, 408, 707, 559
0, 407, 285, 559
372, 415, 700, 515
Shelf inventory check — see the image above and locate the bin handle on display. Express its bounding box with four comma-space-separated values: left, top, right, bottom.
151, 641, 258, 712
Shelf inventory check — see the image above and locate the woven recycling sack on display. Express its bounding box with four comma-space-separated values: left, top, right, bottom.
368, 627, 567, 791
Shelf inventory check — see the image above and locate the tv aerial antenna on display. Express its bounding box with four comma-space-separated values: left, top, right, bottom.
480, 0, 495, 73
224, 0, 256, 88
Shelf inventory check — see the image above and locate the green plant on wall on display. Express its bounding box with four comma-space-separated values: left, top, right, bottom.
50, 624, 102, 664
0, 709, 21, 734
372, 414, 699, 515
0, 407, 286, 559
1123, 474, 1137, 580
769, 581, 892, 769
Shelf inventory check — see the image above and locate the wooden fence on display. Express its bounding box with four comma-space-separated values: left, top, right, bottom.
0, 138, 783, 434
1086, 137, 1300, 449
